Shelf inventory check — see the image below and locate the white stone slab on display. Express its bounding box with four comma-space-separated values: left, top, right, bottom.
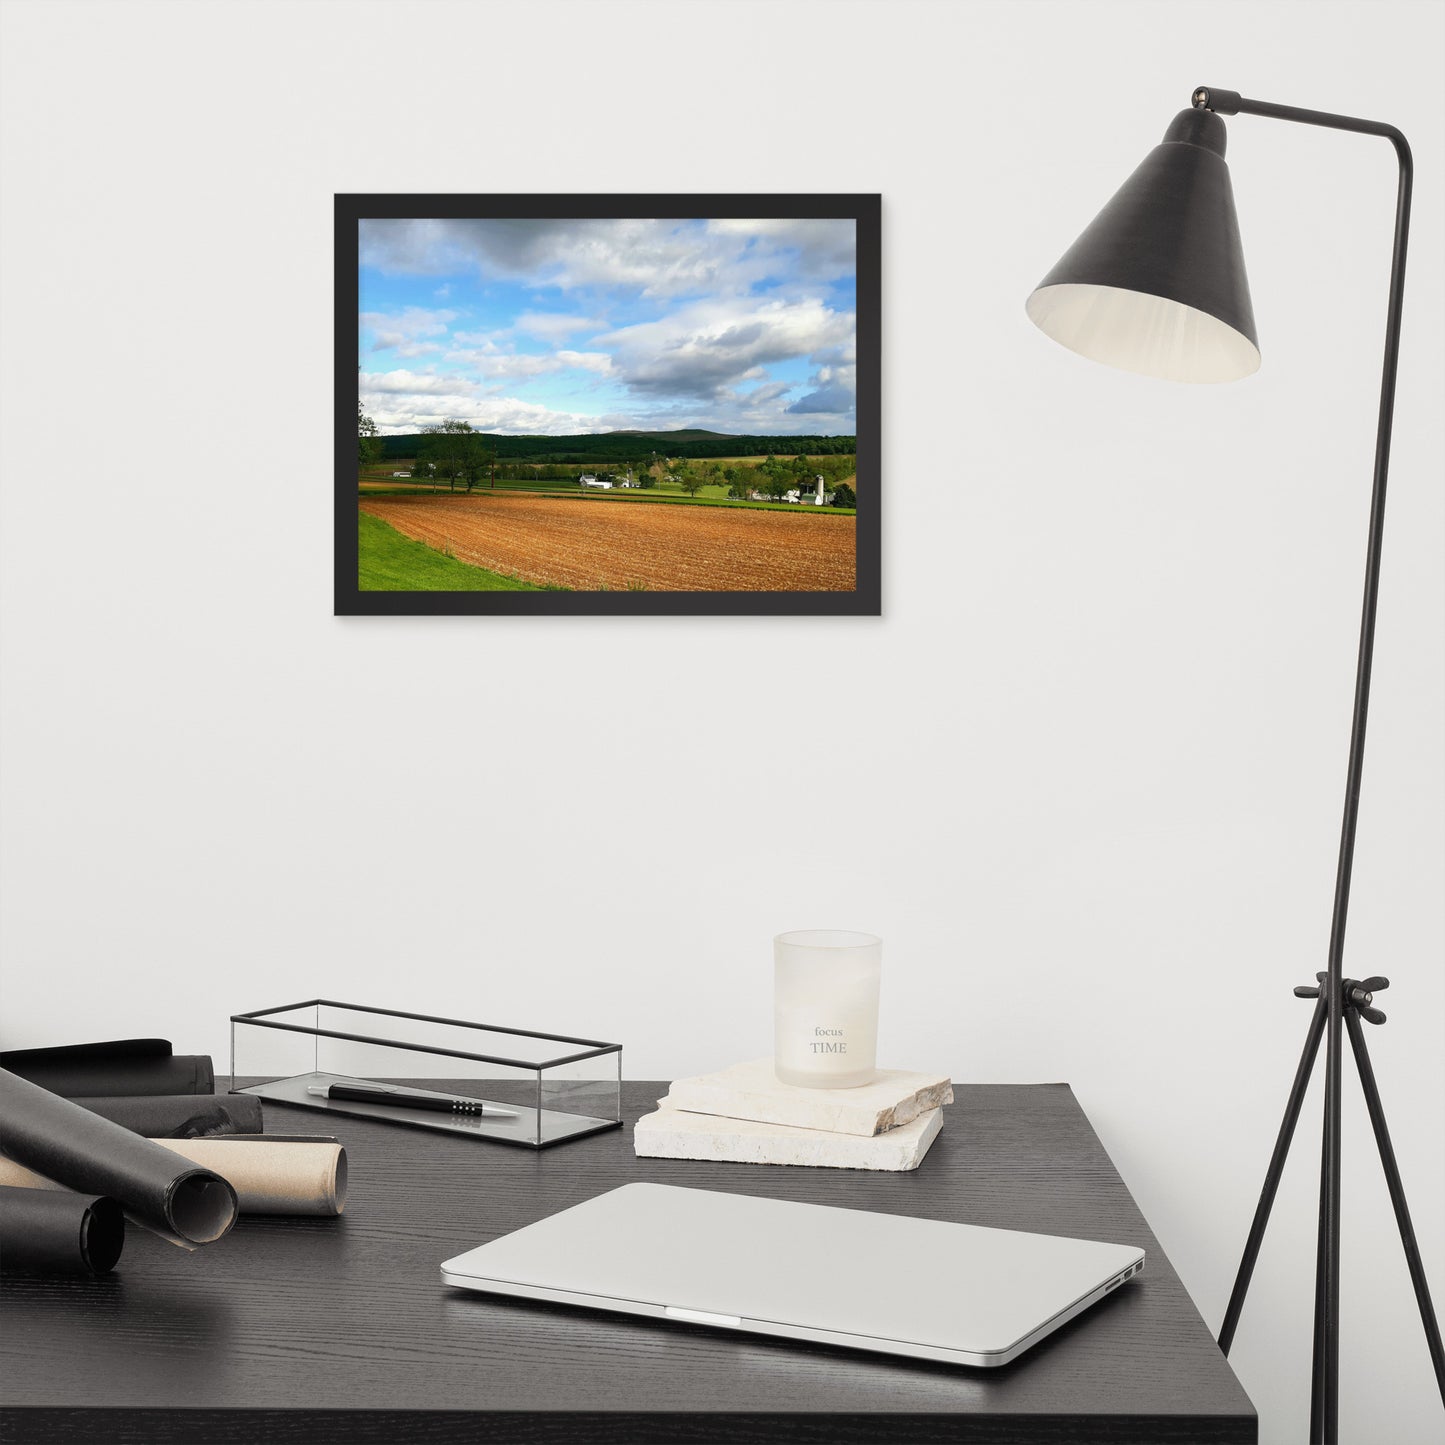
633, 1102, 943, 1171
663, 1057, 953, 1137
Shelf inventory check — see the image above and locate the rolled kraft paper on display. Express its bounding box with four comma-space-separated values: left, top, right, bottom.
0, 1138, 347, 1217
0, 1068, 236, 1249
0, 1040, 214, 1097
73, 1094, 265, 1139
154, 1139, 347, 1216
0, 1184, 125, 1276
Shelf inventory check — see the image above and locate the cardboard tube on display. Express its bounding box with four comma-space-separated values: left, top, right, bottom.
153, 1139, 347, 1216
0, 1068, 236, 1249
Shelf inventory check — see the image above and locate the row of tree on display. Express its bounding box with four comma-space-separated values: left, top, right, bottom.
671, 453, 856, 507
411, 420, 496, 492
374, 428, 856, 465
359, 411, 498, 492
358, 400, 383, 470
359, 413, 857, 507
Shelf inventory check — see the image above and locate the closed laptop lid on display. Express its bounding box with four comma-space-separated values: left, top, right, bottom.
441, 1182, 1144, 1361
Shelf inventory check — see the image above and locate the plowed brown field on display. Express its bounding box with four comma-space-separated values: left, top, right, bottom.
358, 494, 855, 592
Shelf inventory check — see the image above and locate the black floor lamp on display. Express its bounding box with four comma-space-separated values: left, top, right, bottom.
1025, 87, 1442, 1445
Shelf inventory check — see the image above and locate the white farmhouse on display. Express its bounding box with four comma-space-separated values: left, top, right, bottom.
579, 473, 612, 490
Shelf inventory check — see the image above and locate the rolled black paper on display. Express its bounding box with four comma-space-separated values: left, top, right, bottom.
0, 1184, 125, 1275
0, 1069, 236, 1249
72, 1094, 264, 1138
0, 1040, 213, 1097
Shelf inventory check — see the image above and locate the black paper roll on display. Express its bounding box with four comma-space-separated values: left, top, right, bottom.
73, 1094, 264, 1138
0, 1184, 125, 1275
0, 1040, 213, 1097
0, 1069, 236, 1249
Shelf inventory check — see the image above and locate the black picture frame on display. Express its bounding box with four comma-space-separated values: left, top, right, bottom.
335, 193, 880, 616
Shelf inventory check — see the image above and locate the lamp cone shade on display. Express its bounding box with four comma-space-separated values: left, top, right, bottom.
1027, 108, 1259, 383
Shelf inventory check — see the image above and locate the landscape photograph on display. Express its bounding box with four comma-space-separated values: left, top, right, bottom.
335, 196, 879, 614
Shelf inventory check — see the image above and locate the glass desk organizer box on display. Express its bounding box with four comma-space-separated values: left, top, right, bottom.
229, 1000, 622, 1148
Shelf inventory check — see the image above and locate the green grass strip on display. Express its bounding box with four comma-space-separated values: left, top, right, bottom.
357, 510, 553, 591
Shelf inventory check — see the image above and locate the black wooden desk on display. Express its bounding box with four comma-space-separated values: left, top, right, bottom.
0, 1082, 1255, 1443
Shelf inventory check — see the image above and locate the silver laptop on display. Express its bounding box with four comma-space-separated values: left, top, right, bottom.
440, 1182, 1144, 1367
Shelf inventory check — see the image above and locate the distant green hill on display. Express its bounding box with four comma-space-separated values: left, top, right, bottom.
377, 430, 855, 464
605, 428, 731, 440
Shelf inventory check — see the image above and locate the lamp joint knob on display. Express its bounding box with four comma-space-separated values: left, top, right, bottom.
1193, 86, 1242, 115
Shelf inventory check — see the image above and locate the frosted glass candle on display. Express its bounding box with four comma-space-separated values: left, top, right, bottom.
773, 930, 882, 1089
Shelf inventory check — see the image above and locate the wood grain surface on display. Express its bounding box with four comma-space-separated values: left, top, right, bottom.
0, 1082, 1256, 1444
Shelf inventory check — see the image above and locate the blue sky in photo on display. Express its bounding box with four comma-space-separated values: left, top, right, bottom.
358, 217, 857, 436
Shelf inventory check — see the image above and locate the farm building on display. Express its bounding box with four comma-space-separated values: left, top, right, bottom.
781, 476, 835, 505
391, 471, 411, 478
579, 473, 612, 490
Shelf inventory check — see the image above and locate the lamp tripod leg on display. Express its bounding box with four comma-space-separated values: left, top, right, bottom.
1310, 1092, 1332, 1443
1321, 980, 1344, 1445
1344, 1009, 1445, 1401
1219, 992, 1329, 1354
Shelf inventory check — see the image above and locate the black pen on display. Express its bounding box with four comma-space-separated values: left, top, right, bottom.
307, 1080, 516, 1118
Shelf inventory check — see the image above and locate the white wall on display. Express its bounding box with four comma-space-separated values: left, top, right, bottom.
1, 1, 1440, 1439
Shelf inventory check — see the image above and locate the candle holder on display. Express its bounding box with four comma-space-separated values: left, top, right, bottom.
773, 930, 882, 1089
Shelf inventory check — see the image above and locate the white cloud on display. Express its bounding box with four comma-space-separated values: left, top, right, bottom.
359, 381, 614, 437
442, 351, 562, 378
449, 331, 504, 351
362, 369, 480, 396
705, 218, 856, 278
513, 312, 604, 341
788, 361, 856, 415
742, 380, 795, 406
356, 218, 858, 435
437, 349, 614, 384
360, 306, 458, 352
598, 297, 854, 400
358, 217, 854, 298
555, 350, 614, 375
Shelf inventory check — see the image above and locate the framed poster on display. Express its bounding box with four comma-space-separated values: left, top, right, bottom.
335, 194, 879, 615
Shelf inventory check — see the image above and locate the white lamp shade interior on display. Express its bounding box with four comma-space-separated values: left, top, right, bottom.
1027, 282, 1261, 384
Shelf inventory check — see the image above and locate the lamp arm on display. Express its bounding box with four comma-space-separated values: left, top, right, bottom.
1195, 86, 1417, 1444
1193, 86, 1409, 153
